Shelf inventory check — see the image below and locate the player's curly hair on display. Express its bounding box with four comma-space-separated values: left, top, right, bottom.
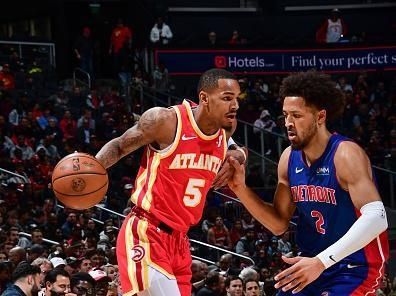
279, 70, 346, 122
197, 68, 237, 95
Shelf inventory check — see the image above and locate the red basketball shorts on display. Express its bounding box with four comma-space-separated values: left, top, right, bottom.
116, 212, 192, 296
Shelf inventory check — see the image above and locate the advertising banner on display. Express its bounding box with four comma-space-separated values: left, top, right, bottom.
155, 47, 396, 75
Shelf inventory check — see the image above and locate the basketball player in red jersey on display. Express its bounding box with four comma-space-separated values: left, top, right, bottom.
95, 69, 245, 296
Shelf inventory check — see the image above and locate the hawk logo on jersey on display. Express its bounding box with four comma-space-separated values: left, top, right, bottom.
131, 245, 145, 263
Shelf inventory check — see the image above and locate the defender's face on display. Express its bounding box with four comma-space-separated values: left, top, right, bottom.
203, 78, 240, 131
283, 96, 320, 150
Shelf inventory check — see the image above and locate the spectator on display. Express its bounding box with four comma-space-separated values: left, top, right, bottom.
70, 272, 95, 296
207, 216, 232, 251
88, 269, 110, 296
8, 247, 27, 267
42, 269, 73, 296
225, 275, 243, 296
243, 278, 260, 296
77, 259, 92, 273
229, 219, 244, 248
277, 233, 291, 255
196, 271, 224, 296
207, 31, 218, 48
109, 18, 132, 76
228, 30, 241, 45
0, 64, 15, 91
0, 262, 11, 293
49, 257, 66, 270
150, 16, 173, 46
217, 254, 240, 277
2, 261, 41, 296
31, 258, 52, 288
152, 63, 169, 92
235, 228, 256, 256
73, 27, 94, 78
316, 8, 348, 43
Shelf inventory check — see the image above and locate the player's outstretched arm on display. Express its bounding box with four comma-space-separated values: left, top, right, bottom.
228, 147, 295, 236
96, 107, 174, 169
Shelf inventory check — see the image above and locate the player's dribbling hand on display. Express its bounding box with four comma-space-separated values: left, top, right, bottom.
227, 157, 246, 192
274, 256, 325, 294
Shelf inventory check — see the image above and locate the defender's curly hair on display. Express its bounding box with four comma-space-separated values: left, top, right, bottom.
279, 70, 346, 122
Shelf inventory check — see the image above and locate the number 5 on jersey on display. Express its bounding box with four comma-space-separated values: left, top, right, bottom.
183, 178, 205, 207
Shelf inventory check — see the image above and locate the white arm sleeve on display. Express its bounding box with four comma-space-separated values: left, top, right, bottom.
316, 201, 388, 269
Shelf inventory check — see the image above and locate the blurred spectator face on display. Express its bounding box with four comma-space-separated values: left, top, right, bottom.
68, 213, 78, 224
104, 265, 116, 281
201, 262, 208, 277
17, 135, 26, 146
95, 280, 109, 296
3, 243, 14, 255
31, 230, 43, 244
86, 220, 95, 230
46, 274, 72, 294
8, 229, 19, 244
83, 27, 91, 38
219, 255, 231, 272
80, 259, 92, 272
48, 118, 57, 128
6, 213, 18, 227
72, 279, 95, 296
246, 229, 255, 240
226, 278, 243, 296
215, 216, 223, 227
260, 268, 270, 280
64, 110, 72, 119
0, 252, 7, 262
208, 31, 216, 43
0, 263, 10, 282
244, 280, 260, 296
233, 220, 242, 230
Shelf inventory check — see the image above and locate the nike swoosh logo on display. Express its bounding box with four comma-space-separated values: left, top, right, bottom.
182, 135, 197, 141
295, 167, 304, 173
347, 264, 361, 269
329, 255, 337, 263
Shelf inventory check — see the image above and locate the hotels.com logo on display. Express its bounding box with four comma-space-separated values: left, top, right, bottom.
214, 55, 267, 68
214, 56, 227, 68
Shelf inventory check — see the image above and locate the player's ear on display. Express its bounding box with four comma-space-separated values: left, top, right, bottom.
199, 90, 209, 106
318, 109, 326, 125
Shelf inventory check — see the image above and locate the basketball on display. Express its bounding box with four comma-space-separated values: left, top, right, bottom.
52, 152, 109, 210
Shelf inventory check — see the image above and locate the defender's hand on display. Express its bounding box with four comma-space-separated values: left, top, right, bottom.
274, 256, 325, 294
212, 159, 234, 189
227, 157, 247, 192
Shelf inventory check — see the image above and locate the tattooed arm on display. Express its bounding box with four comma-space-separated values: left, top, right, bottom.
96, 107, 176, 169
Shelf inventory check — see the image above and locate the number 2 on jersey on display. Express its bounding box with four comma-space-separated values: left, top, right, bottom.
183, 178, 205, 207
311, 210, 326, 234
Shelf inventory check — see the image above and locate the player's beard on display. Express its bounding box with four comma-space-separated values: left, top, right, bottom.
290, 120, 317, 150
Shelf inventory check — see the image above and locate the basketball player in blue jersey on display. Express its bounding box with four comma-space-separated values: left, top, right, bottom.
227, 71, 389, 295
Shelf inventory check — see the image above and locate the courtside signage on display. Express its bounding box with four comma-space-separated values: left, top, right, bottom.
155, 47, 396, 75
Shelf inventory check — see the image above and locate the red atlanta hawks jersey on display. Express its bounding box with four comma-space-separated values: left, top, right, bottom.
131, 100, 227, 232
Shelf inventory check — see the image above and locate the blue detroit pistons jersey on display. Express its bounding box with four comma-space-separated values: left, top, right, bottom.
288, 133, 388, 267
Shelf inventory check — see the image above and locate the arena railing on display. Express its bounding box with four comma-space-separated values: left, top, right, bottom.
73, 67, 91, 90
0, 167, 29, 187
56, 204, 255, 266
0, 40, 56, 68
132, 85, 396, 208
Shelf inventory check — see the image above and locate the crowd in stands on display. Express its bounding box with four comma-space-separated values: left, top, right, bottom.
0, 35, 395, 295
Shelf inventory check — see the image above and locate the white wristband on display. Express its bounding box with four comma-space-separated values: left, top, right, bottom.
236, 147, 247, 163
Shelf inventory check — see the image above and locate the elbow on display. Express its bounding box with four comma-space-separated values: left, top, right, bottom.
271, 224, 289, 236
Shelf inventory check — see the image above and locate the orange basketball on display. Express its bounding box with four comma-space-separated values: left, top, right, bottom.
52, 152, 108, 210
